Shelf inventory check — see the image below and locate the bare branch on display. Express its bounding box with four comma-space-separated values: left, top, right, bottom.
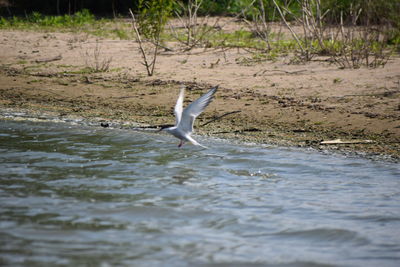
129, 8, 159, 76
272, 0, 305, 53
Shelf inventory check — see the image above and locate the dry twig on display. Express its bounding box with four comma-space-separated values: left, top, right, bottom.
129, 8, 159, 76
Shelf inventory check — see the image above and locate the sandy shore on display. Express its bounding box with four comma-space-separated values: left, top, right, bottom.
0, 26, 399, 160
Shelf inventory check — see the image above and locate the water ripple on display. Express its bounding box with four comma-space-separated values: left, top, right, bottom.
1, 119, 400, 266
275, 228, 369, 245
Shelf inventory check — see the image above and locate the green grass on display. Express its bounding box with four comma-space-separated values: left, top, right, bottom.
164, 27, 299, 59
16, 60, 28, 65
111, 28, 131, 40
0, 9, 95, 29
62, 67, 96, 75
0, 10, 135, 40
56, 64, 75, 68
333, 78, 342, 84
211, 30, 265, 49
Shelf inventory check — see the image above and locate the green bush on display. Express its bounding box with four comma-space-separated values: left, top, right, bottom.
322, 0, 400, 26
198, 0, 300, 20
137, 0, 174, 39
0, 9, 95, 28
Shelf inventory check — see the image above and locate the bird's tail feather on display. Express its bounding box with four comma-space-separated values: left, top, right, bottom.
187, 135, 208, 149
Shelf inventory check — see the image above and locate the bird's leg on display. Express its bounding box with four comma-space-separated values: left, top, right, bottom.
178, 140, 184, 148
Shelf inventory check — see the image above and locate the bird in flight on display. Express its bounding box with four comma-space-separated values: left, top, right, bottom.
161, 85, 218, 148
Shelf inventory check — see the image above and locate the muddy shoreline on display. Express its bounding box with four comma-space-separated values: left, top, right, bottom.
0, 28, 399, 161
0, 65, 398, 162
0, 104, 397, 163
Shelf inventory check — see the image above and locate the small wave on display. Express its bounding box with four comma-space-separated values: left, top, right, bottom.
196, 260, 335, 267
227, 169, 276, 179
346, 214, 400, 223
275, 228, 369, 245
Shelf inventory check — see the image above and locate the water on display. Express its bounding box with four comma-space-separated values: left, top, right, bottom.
0, 119, 399, 267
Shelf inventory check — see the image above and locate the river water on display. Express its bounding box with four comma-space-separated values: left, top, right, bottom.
0, 119, 399, 266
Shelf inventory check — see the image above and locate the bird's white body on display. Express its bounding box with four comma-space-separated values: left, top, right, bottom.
163, 86, 218, 148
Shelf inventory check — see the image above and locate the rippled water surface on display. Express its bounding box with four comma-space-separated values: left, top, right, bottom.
1, 119, 399, 266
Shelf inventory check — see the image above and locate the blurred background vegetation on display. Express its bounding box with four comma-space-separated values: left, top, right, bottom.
0, 0, 399, 27
2, 1, 398, 42
0, 0, 399, 70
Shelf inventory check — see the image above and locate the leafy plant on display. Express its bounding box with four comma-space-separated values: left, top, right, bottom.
136, 0, 174, 40
129, 0, 174, 76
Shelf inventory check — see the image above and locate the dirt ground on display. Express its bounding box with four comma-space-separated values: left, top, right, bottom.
0, 21, 399, 160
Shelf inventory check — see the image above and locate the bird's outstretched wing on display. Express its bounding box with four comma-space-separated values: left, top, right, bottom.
178, 86, 218, 134
174, 86, 185, 125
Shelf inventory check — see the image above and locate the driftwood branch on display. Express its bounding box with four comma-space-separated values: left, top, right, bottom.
135, 124, 174, 130
254, 69, 307, 77
34, 54, 62, 63
201, 110, 241, 127
320, 139, 374, 145
212, 127, 262, 134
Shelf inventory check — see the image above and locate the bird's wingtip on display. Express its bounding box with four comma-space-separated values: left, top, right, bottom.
209, 85, 219, 94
